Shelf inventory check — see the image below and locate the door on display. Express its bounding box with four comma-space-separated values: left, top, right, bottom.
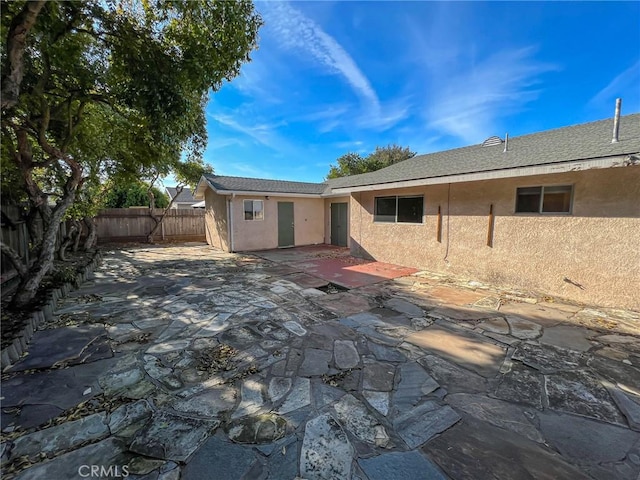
278, 202, 295, 247
330, 202, 348, 247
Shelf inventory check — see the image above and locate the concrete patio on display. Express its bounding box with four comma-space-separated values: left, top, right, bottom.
1, 243, 639, 480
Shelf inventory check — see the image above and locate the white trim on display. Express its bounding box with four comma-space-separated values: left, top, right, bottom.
216, 190, 322, 198
228, 194, 235, 252
331, 155, 636, 194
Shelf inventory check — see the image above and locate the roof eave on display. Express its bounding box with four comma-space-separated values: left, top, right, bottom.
211, 190, 323, 198
330, 154, 639, 194
194, 175, 216, 199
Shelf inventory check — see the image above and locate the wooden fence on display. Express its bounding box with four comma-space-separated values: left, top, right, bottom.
96, 208, 206, 243
1, 204, 67, 284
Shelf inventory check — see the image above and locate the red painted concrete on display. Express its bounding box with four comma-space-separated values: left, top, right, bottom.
256, 245, 417, 289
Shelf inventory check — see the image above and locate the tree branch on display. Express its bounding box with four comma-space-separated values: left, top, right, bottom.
1, 1, 46, 110
0, 241, 28, 279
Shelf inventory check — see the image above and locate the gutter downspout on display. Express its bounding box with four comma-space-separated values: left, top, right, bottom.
228, 194, 235, 252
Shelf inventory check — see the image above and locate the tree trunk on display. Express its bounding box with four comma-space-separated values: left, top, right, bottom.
25, 203, 47, 253
147, 185, 181, 242
72, 220, 82, 252
83, 217, 97, 251
0, 241, 28, 278
1, 1, 46, 110
58, 222, 78, 261
11, 189, 78, 309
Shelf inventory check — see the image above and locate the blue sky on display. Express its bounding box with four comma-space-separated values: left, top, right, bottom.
196, 1, 640, 184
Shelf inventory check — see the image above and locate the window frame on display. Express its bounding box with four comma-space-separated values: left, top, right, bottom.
243, 199, 264, 221
374, 195, 424, 224
515, 184, 574, 215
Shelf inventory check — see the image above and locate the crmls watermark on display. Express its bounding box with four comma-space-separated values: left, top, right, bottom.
78, 465, 129, 478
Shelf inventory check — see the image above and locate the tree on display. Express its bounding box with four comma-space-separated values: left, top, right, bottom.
326, 152, 366, 179
104, 182, 169, 209
326, 144, 416, 179
1, 0, 262, 308
145, 158, 213, 242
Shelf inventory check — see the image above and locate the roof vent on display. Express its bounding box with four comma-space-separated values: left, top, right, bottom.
481, 136, 503, 147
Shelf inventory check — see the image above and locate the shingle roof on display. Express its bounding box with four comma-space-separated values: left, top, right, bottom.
327, 113, 640, 189
203, 175, 328, 195
166, 187, 197, 203
198, 115, 639, 196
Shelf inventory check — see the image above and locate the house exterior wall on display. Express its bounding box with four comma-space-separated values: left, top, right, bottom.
230, 196, 325, 252
324, 196, 351, 246
174, 202, 197, 209
349, 166, 640, 309
204, 189, 229, 251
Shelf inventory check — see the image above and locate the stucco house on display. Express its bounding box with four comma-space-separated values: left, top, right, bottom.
194, 113, 640, 309
166, 187, 199, 209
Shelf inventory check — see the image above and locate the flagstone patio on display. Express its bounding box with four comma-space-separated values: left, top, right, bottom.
1, 243, 639, 479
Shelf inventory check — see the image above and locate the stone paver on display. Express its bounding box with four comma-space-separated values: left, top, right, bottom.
423, 415, 593, 480
505, 315, 543, 339
182, 434, 256, 480
393, 400, 461, 449
299, 348, 332, 376
301, 413, 354, 480
359, 451, 447, 480
334, 340, 360, 369
276, 377, 311, 414
538, 412, 640, 464
540, 325, 594, 352
3, 244, 639, 480
129, 410, 217, 462
8, 325, 110, 372
332, 394, 390, 446
12, 437, 130, 480
406, 325, 506, 377
446, 393, 544, 443
363, 359, 395, 391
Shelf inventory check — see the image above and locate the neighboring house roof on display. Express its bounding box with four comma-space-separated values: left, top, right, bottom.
200, 175, 328, 196
196, 113, 640, 198
166, 187, 197, 204
328, 113, 640, 190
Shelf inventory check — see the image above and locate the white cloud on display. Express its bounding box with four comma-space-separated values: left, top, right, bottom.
206, 136, 244, 151
588, 60, 640, 109
221, 162, 276, 179
208, 113, 288, 152
260, 1, 379, 110
426, 47, 558, 143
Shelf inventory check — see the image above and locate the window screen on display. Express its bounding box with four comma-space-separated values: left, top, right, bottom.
542, 186, 572, 213
516, 186, 572, 214
516, 187, 542, 213
374, 196, 423, 223
374, 197, 397, 222
244, 200, 264, 220
397, 196, 423, 223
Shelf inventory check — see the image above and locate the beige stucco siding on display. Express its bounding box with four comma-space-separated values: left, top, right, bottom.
324, 197, 351, 246
349, 166, 640, 309
230, 196, 325, 251
204, 189, 229, 251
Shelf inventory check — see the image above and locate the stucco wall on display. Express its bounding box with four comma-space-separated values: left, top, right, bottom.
324, 197, 351, 246
204, 189, 229, 251
230, 196, 325, 252
349, 166, 640, 309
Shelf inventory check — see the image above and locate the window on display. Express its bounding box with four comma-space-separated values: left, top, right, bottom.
515, 185, 572, 214
374, 196, 423, 223
244, 200, 264, 220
